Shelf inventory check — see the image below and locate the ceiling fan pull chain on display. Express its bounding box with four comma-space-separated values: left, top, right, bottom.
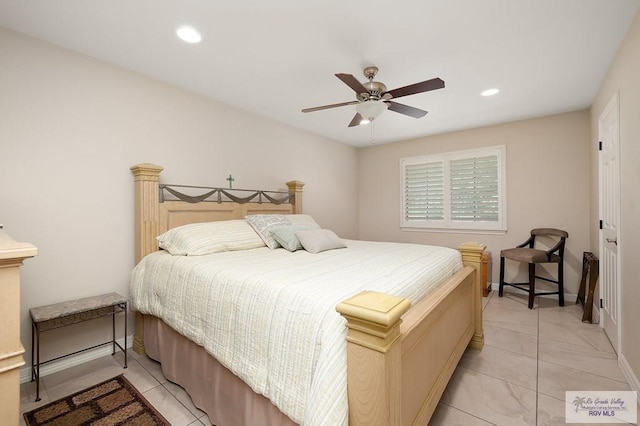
370, 120, 376, 145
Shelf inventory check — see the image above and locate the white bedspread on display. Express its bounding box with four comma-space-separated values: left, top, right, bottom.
130, 239, 462, 425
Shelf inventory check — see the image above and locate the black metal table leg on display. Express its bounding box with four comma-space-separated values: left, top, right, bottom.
34, 322, 41, 402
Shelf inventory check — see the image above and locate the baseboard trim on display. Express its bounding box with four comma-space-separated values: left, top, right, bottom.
488, 283, 576, 303
619, 353, 640, 405
19, 335, 133, 384
591, 303, 600, 324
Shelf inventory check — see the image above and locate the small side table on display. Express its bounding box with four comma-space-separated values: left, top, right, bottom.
30, 292, 128, 402
576, 252, 599, 323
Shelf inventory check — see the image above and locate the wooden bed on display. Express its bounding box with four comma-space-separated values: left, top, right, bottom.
130, 163, 485, 426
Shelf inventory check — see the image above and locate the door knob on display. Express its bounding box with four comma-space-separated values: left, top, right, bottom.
606, 237, 618, 245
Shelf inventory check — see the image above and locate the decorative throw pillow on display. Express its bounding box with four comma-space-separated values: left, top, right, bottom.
295, 229, 347, 254
286, 214, 321, 228
157, 220, 265, 255
272, 223, 320, 252
245, 214, 292, 249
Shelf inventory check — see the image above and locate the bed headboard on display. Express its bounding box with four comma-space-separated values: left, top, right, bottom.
131, 163, 304, 263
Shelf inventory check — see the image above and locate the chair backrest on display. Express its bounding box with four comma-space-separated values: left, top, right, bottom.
531, 228, 569, 239
529, 228, 568, 257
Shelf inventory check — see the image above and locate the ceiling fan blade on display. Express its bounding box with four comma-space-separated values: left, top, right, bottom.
348, 113, 364, 127
385, 101, 428, 118
302, 100, 360, 113
384, 77, 445, 99
335, 73, 369, 95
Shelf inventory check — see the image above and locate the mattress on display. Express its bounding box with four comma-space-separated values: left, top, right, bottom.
130, 239, 462, 425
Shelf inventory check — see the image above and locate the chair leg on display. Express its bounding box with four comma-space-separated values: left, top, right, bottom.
528, 264, 536, 309
558, 261, 565, 307
499, 256, 505, 297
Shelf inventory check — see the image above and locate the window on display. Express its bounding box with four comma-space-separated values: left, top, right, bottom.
401, 146, 506, 232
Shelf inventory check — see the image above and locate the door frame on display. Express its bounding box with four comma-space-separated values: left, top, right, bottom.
598, 91, 621, 354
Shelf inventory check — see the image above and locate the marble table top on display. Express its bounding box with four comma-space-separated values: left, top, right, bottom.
30, 292, 127, 323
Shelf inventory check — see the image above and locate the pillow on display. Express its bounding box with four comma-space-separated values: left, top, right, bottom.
295, 229, 347, 254
157, 220, 265, 255
286, 214, 321, 228
272, 223, 320, 252
245, 214, 292, 249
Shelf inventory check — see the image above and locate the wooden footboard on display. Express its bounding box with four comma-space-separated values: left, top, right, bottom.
337, 243, 484, 426
130, 163, 484, 425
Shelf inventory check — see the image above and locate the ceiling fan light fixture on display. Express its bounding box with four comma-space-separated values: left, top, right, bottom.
356, 100, 388, 122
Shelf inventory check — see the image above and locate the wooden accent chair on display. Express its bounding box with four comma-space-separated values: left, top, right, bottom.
499, 228, 568, 309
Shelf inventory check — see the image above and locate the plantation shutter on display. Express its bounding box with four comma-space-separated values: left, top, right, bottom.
401, 146, 505, 231
450, 155, 499, 222
403, 161, 444, 221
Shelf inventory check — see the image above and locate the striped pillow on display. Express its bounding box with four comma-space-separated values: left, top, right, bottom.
286, 214, 321, 227
157, 220, 265, 255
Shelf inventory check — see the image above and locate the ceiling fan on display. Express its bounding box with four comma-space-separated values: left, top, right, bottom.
302, 66, 445, 127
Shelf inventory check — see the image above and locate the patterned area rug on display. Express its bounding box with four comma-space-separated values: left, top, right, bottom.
23, 375, 170, 425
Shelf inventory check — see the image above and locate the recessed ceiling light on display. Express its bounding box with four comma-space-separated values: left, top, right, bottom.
481, 88, 500, 97
176, 26, 202, 44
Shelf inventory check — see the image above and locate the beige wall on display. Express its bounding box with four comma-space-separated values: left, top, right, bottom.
0, 27, 358, 364
4, 9, 638, 390
358, 110, 591, 294
590, 10, 640, 388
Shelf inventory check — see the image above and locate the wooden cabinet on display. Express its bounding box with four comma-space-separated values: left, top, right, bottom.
0, 229, 37, 426
482, 251, 492, 297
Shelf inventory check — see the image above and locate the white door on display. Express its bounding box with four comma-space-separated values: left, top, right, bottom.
599, 92, 620, 353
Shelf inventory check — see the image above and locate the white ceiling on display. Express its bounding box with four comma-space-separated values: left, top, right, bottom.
1, 0, 638, 147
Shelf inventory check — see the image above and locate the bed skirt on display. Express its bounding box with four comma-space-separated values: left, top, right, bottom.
144, 315, 298, 426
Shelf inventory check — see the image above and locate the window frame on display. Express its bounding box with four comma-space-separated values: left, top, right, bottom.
400, 145, 507, 234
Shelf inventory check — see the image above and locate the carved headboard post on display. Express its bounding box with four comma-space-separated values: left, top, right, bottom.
130, 163, 163, 263
286, 180, 305, 214
130, 163, 162, 355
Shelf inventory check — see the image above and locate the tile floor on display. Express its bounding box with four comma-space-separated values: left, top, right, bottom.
432, 290, 638, 426
20, 290, 638, 425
